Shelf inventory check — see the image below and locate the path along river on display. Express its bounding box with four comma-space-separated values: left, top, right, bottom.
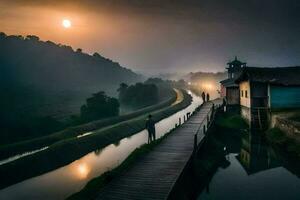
0, 91, 202, 200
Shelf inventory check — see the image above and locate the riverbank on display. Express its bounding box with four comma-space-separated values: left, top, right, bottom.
0, 90, 192, 189
68, 99, 215, 200
265, 111, 300, 176
67, 126, 176, 200
171, 108, 300, 200
265, 128, 300, 175
0, 89, 177, 160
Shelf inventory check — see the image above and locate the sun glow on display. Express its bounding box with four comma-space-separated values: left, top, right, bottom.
76, 163, 90, 179
62, 19, 71, 28
202, 83, 214, 90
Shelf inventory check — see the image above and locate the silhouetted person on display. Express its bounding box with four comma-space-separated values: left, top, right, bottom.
201, 92, 206, 102
206, 93, 210, 101
145, 114, 156, 143
222, 98, 227, 112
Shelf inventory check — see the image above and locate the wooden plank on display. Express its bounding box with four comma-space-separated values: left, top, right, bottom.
96, 101, 219, 200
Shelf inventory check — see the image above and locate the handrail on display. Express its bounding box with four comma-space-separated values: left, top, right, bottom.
193, 102, 221, 150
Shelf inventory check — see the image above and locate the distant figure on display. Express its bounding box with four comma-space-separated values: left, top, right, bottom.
201, 92, 206, 102
206, 93, 210, 101
145, 115, 156, 143
223, 98, 227, 112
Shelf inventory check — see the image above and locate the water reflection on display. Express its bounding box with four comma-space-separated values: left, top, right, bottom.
236, 133, 280, 175
169, 126, 300, 200
73, 163, 90, 180
113, 140, 120, 147
0, 92, 202, 200
197, 131, 300, 200
94, 148, 103, 156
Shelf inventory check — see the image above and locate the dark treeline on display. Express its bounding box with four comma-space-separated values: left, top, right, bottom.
0, 32, 142, 145
80, 92, 119, 122
117, 77, 185, 109
118, 83, 159, 108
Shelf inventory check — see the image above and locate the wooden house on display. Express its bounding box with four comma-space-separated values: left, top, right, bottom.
220, 57, 246, 105
235, 66, 300, 129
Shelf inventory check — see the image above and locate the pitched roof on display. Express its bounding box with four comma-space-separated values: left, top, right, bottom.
220, 78, 239, 87
235, 66, 300, 86
227, 56, 246, 65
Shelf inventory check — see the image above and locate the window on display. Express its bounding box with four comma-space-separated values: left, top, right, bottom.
245, 90, 248, 98
241, 90, 243, 97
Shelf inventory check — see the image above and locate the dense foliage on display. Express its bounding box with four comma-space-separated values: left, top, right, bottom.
80, 92, 120, 122
118, 82, 159, 108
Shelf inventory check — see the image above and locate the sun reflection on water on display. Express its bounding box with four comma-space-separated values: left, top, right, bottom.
75, 163, 90, 179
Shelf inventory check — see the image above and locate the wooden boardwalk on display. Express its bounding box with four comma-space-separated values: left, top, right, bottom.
96, 102, 216, 200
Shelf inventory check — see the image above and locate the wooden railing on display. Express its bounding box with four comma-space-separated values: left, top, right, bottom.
193, 102, 221, 152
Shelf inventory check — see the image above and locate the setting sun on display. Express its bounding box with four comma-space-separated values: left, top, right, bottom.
62, 19, 71, 28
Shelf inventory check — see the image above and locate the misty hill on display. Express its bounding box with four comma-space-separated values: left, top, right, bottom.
185, 71, 227, 83
0, 33, 143, 120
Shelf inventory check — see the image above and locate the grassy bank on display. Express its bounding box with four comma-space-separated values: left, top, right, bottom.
266, 128, 300, 158
265, 128, 300, 177
215, 109, 248, 130
67, 128, 175, 200
0, 90, 176, 160
0, 90, 192, 189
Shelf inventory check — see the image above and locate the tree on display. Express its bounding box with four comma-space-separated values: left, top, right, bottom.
26, 35, 39, 41
0, 32, 7, 39
117, 82, 159, 108
117, 83, 128, 102
93, 52, 101, 57
80, 91, 120, 121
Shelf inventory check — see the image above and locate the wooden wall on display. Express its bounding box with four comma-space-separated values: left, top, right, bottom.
226, 87, 240, 105
270, 85, 300, 109
240, 81, 251, 108
220, 84, 226, 97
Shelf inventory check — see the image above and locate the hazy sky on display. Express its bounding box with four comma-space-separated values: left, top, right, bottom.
0, 0, 300, 74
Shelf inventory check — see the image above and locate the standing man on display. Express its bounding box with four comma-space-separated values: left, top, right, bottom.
145, 114, 156, 143
206, 93, 210, 101
201, 92, 206, 103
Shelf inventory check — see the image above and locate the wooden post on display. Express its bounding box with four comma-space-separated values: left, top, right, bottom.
193, 134, 197, 153
257, 108, 262, 130
207, 115, 209, 126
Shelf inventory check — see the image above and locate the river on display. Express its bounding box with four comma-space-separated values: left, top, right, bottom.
175, 124, 300, 200
197, 132, 300, 200
0, 91, 202, 200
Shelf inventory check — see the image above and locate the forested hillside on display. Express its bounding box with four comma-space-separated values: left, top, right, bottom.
0, 32, 142, 144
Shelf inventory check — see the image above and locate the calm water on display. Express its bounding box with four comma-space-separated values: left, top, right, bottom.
198, 132, 300, 200
0, 92, 202, 200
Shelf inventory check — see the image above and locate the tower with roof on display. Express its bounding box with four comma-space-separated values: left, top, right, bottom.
226, 56, 247, 79
220, 57, 246, 106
